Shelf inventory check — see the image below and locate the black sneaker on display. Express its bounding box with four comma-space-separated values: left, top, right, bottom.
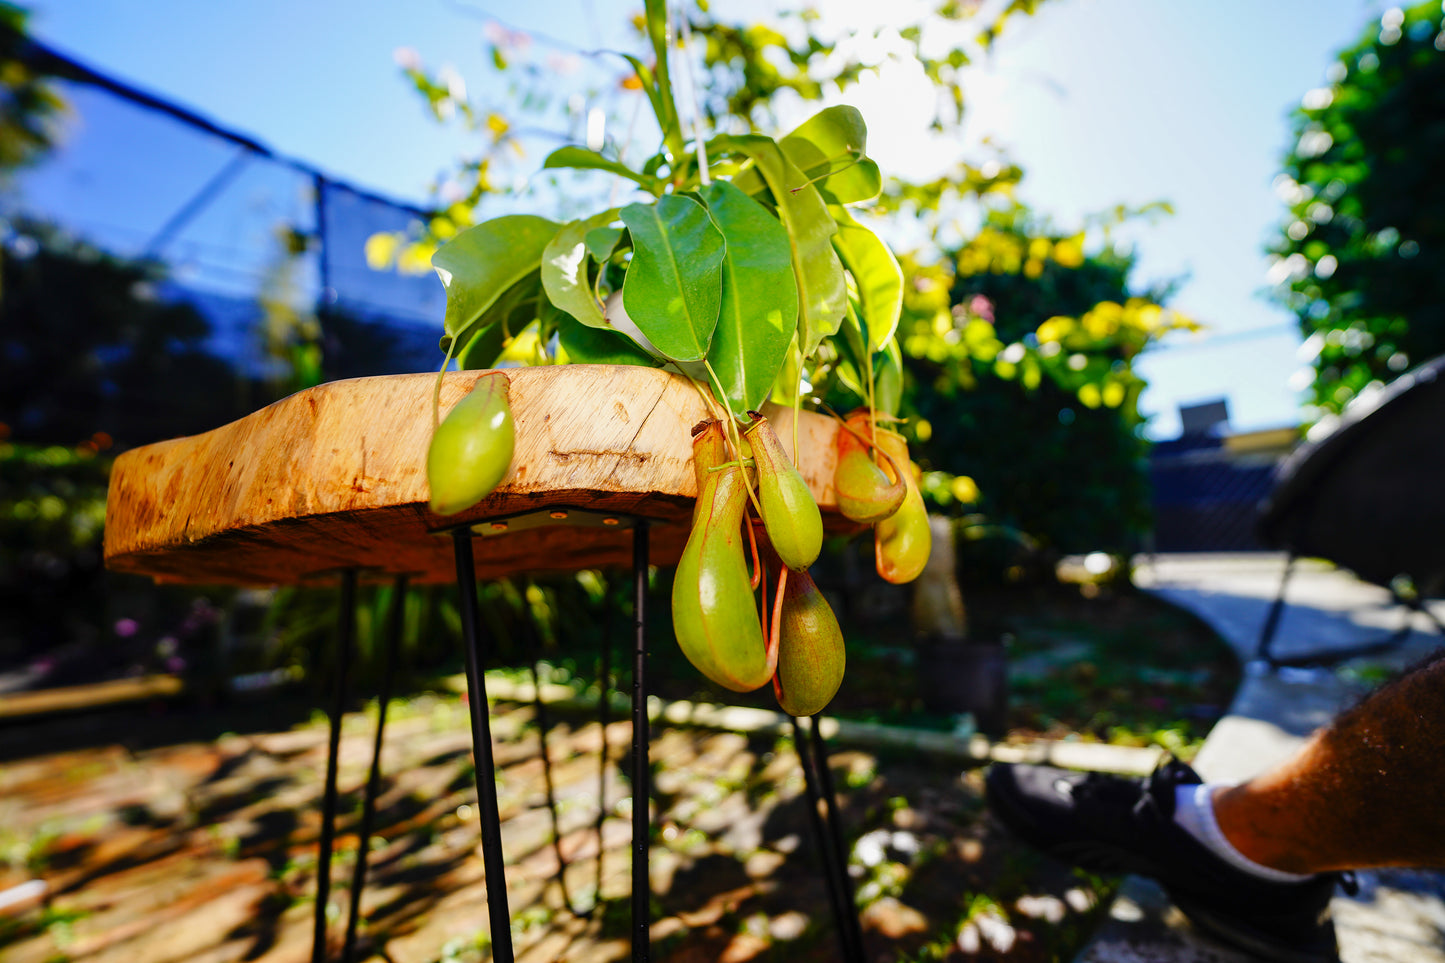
985, 758, 1350, 963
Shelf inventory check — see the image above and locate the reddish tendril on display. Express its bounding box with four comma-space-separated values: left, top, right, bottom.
765, 567, 787, 677
747, 515, 762, 591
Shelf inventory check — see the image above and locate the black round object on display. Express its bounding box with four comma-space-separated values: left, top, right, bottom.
1257, 355, 1445, 596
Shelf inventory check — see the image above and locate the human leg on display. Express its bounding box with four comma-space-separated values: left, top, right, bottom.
1214, 647, 1445, 874
983, 648, 1445, 961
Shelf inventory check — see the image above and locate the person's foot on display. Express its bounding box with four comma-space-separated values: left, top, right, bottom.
985, 758, 1346, 963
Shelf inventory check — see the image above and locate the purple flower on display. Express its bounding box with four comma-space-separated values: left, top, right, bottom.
114, 618, 139, 638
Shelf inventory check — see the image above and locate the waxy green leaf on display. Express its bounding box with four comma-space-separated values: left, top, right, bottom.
541, 208, 619, 330
769, 334, 804, 408
457, 318, 508, 370
711, 134, 846, 357
543, 146, 657, 191
875, 337, 903, 416
832, 301, 870, 401
618, 50, 683, 164
556, 308, 661, 367
619, 195, 725, 362
584, 226, 623, 262
780, 106, 882, 204
432, 215, 558, 348
733, 106, 881, 205
699, 181, 798, 412
457, 270, 544, 369
831, 205, 903, 351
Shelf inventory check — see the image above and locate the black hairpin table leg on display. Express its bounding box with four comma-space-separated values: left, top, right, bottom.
453, 529, 515, 963
313, 569, 357, 963
530, 577, 617, 918
791, 715, 857, 963
631, 519, 651, 962
341, 574, 408, 963
809, 716, 865, 959
594, 597, 614, 909
531, 648, 585, 915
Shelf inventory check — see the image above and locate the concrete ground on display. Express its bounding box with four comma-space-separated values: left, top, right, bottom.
1077, 552, 1445, 963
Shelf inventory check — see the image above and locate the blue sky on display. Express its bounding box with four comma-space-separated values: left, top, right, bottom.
28, 0, 1388, 437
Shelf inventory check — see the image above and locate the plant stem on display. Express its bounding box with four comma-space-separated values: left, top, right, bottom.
644, 0, 686, 164
675, 3, 710, 187
431, 327, 475, 429
791, 343, 803, 465
686, 373, 723, 424
701, 359, 767, 523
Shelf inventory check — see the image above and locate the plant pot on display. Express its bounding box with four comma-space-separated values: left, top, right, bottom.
917, 637, 1008, 735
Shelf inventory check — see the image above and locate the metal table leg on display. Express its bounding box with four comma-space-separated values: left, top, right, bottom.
792, 714, 864, 963
529, 577, 616, 918
594, 596, 614, 910
809, 716, 865, 959
313, 569, 357, 963
453, 530, 515, 963
631, 519, 651, 962
341, 574, 408, 963
530, 639, 587, 915
444, 515, 648, 960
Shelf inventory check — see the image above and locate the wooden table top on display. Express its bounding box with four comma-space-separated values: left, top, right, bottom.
103, 365, 850, 586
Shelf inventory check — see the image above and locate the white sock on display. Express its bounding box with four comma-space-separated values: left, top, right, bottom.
1173, 783, 1315, 883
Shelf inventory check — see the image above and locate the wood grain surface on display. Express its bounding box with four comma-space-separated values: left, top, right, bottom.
104, 366, 852, 586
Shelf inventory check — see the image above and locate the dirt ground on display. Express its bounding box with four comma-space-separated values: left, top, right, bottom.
0, 688, 1116, 963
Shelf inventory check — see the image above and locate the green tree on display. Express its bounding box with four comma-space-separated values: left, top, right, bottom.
1271, 2, 1445, 416
874, 204, 1192, 556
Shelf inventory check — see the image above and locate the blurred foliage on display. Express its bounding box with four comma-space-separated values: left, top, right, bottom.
0, 441, 109, 665
1271, 2, 1445, 417
369, 0, 1064, 268
865, 204, 1195, 555
0, 438, 241, 687
0, 3, 65, 174
0, 220, 265, 446
687, 0, 1052, 133
254, 573, 624, 700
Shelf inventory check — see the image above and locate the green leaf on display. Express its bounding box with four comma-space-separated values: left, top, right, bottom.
831, 205, 903, 351
585, 226, 624, 262
711, 134, 846, 357
732, 107, 881, 205
619, 195, 725, 362
432, 215, 558, 347
619, 50, 683, 162
556, 308, 662, 367
640, 0, 685, 159
780, 106, 882, 204
457, 270, 544, 369
769, 334, 804, 408
833, 300, 870, 400
698, 181, 799, 412
541, 208, 619, 330
543, 146, 656, 190
875, 337, 903, 416
457, 316, 509, 370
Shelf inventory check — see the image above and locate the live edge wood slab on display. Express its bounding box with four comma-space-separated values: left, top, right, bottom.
104, 365, 853, 587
